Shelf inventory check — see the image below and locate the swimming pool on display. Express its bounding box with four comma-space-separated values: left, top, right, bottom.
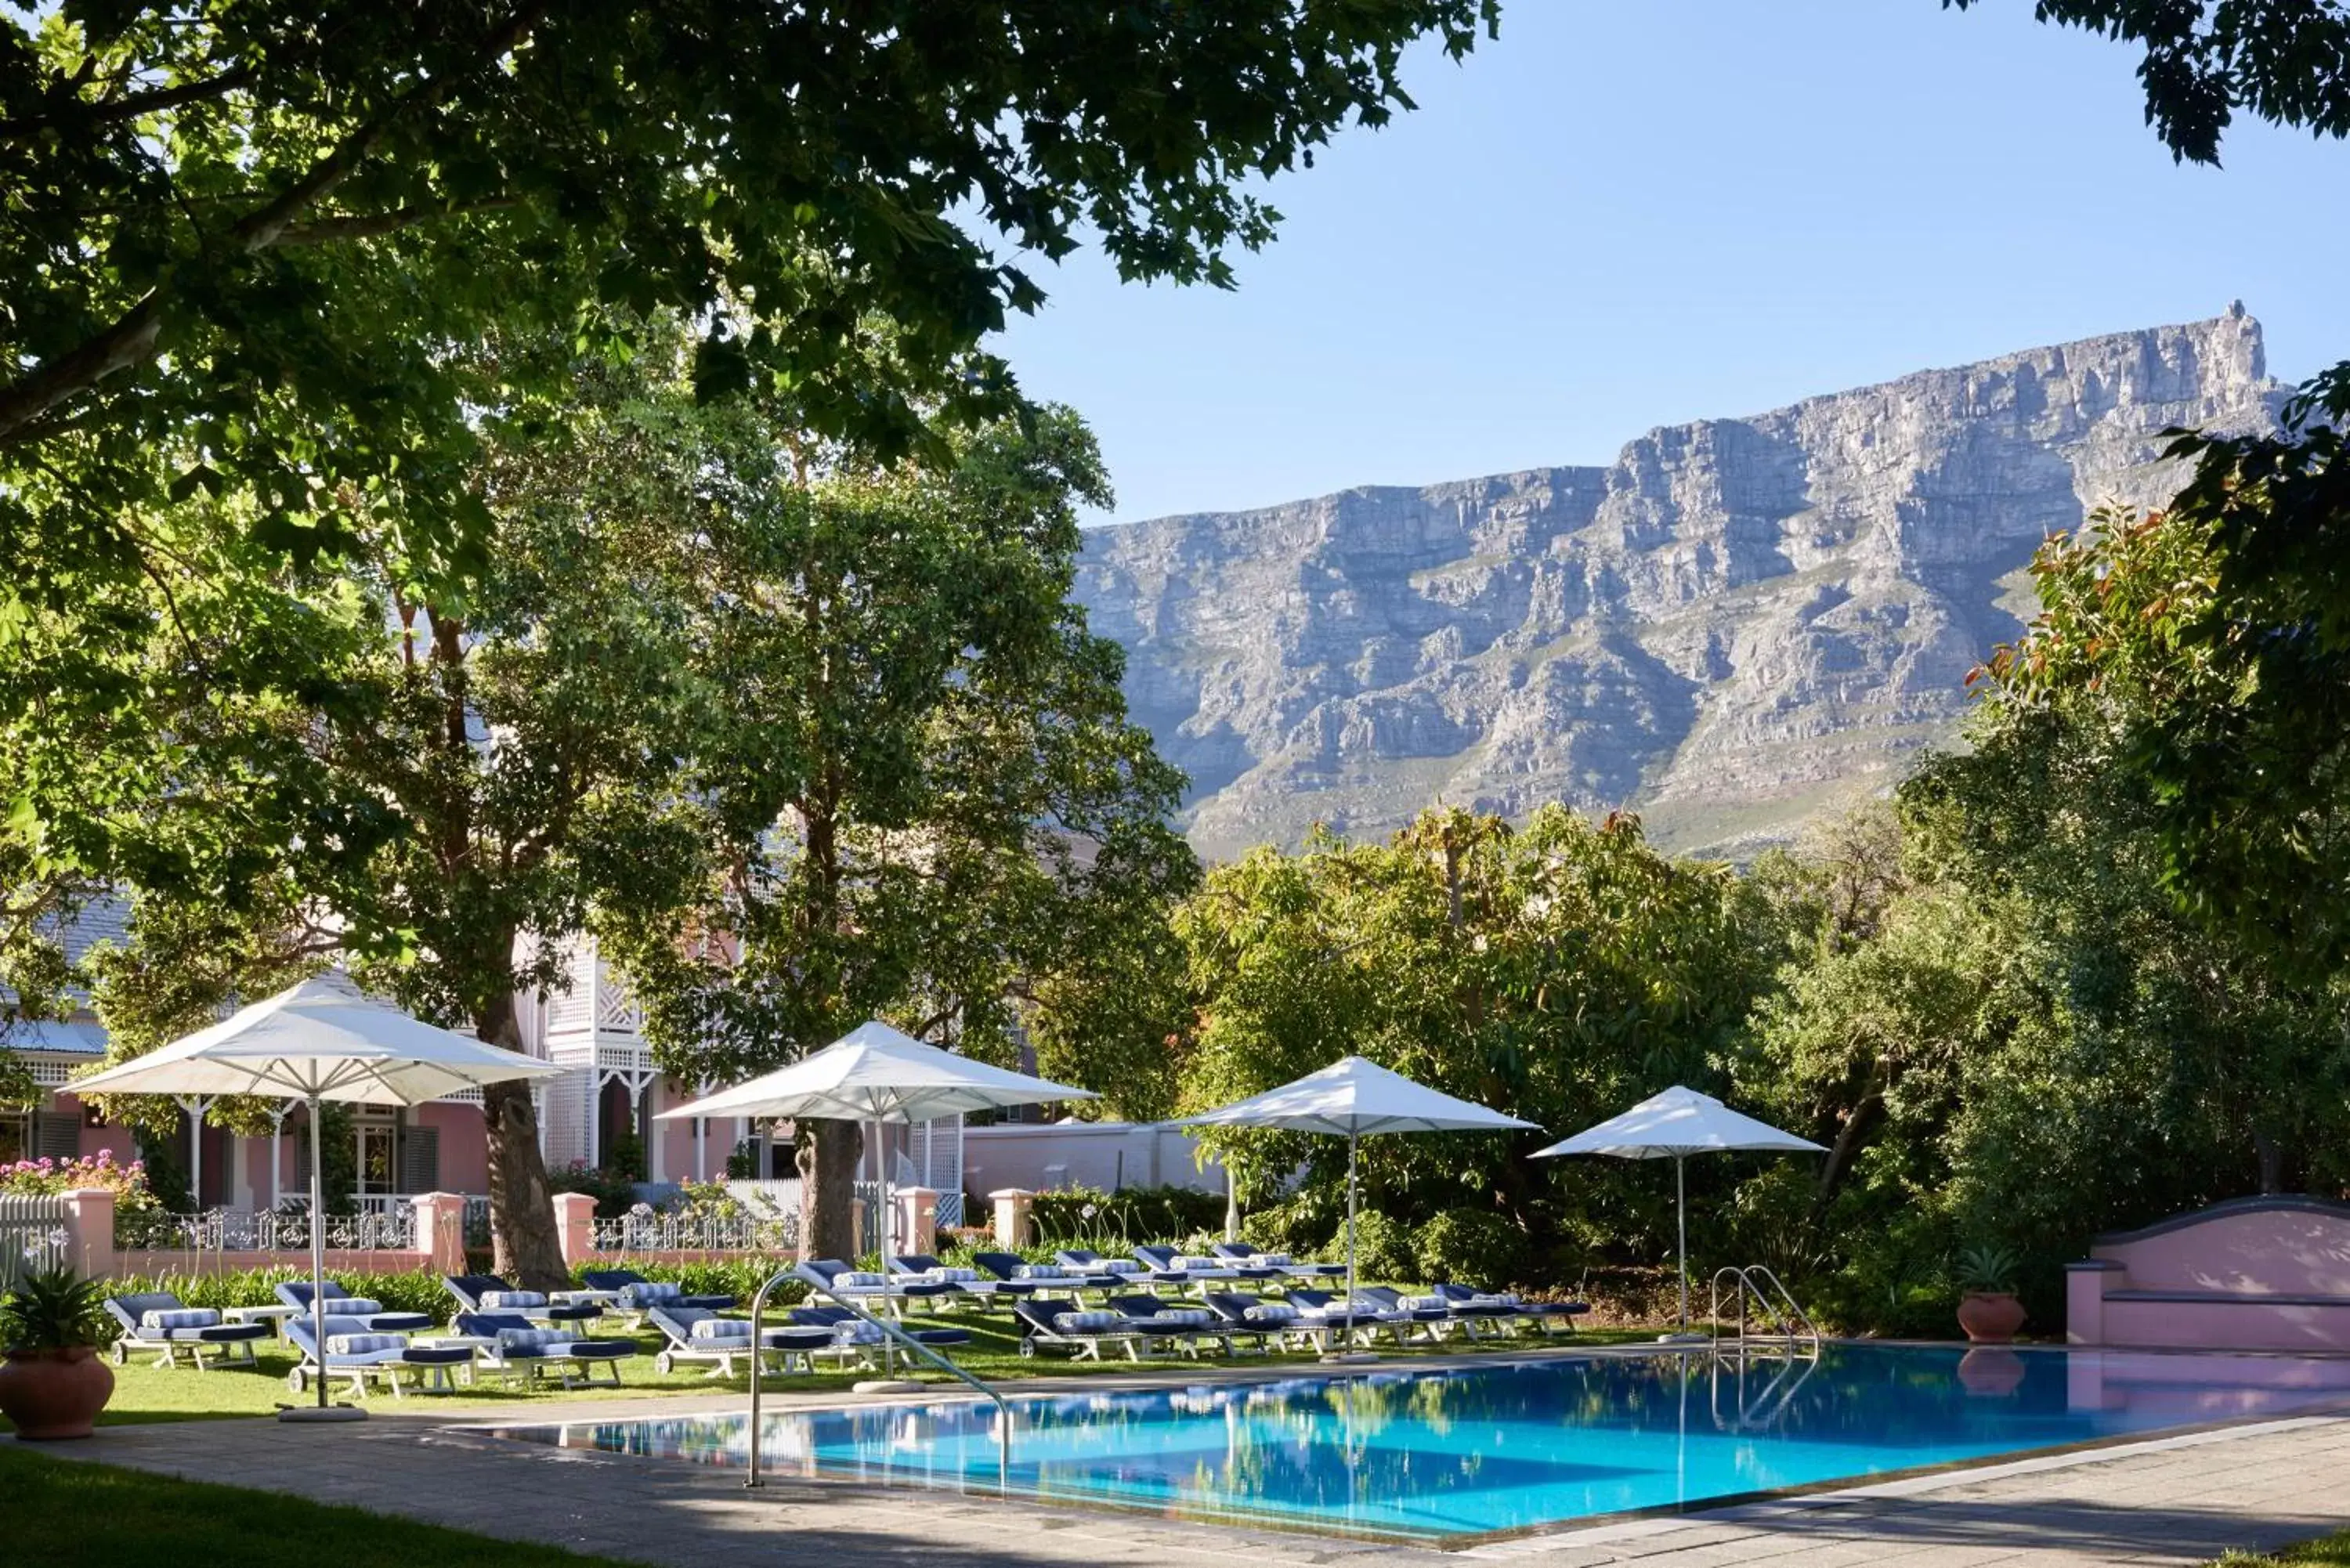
482, 1344, 2350, 1541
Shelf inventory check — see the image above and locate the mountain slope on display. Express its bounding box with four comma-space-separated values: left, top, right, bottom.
1075, 308, 2284, 860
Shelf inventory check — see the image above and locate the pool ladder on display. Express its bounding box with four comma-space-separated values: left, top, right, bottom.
1708, 1264, 1821, 1355
740, 1263, 1014, 1490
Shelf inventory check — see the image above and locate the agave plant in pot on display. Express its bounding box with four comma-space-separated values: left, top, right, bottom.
0, 1264, 116, 1439
1953, 1244, 2027, 1344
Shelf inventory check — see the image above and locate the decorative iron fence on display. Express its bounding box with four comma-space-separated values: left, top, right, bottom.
589, 1209, 799, 1253
0, 1194, 69, 1289
115, 1205, 418, 1252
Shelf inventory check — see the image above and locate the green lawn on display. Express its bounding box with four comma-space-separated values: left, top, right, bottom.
2220, 1537, 2350, 1566
9, 1312, 1657, 1430
0, 1444, 638, 1567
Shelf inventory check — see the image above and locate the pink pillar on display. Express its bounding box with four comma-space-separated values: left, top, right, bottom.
411, 1191, 469, 1276
897, 1187, 938, 1256
60, 1187, 117, 1281
2066, 1260, 2120, 1346
552, 1192, 598, 1268
989, 1188, 1035, 1250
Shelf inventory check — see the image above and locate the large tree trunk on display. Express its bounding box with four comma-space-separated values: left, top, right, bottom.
477, 991, 570, 1289
798, 1118, 863, 1261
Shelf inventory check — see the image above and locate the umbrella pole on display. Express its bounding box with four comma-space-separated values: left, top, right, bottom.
1676, 1153, 1689, 1331
875, 1115, 891, 1376
1345, 1129, 1360, 1306
278, 1092, 362, 1422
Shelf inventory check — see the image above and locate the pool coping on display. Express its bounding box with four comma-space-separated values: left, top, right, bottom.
453, 1339, 2350, 1552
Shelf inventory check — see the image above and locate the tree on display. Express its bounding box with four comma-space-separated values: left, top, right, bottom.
593, 406, 1196, 1260
2, 2, 1499, 591
1175, 806, 1790, 1286
1949, 1, 2350, 164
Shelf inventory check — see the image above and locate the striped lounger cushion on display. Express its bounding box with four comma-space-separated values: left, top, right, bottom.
480, 1290, 548, 1310
1052, 1310, 1127, 1334
141, 1308, 221, 1331
327, 1333, 409, 1356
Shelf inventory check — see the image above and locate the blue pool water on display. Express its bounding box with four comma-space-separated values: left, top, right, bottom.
482, 1345, 2350, 1540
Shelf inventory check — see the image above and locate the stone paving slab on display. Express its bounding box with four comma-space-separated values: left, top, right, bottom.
32, 1384, 2350, 1566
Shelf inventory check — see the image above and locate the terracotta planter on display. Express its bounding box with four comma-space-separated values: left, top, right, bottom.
1956, 1290, 2026, 1345
0, 1346, 115, 1440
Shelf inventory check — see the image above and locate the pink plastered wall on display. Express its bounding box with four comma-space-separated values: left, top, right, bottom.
414, 1102, 490, 1194
2093, 1201, 2350, 1296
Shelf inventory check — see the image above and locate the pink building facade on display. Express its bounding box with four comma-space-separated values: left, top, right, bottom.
2068, 1195, 2350, 1353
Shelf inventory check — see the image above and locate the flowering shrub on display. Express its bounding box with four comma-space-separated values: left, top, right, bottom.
0, 1148, 160, 1215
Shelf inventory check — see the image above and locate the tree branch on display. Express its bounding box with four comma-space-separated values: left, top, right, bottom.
0, 65, 255, 139
0, 5, 547, 446
273, 196, 521, 246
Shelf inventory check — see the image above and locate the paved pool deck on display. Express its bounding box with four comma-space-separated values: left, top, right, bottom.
35, 1353, 2350, 1567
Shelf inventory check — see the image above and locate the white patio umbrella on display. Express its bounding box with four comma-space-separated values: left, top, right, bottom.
1173, 1056, 1538, 1305
656, 1020, 1094, 1283
68, 970, 563, 1422
1533, 1085, 1824, 1331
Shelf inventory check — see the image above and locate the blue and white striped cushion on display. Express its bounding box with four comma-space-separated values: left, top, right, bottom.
1258, 1254, 1293, 1267
1148, 1309, 1212, 1328
689, 1317, 752, 1342
326, 1332, 407, 1356
1400, 1295, 1449, 1313
621, 1282, 685, 1306
333, 1297, 385, 1317
1173, 1255, 1220, 1270
1052, 1310, 1126, 1333
830, 1272, 888, 1290
496, 1326, 571, 1353
141, 1308, 220, 1331
1104, 1260, 1144, 1275
923, 1267, 979, 1284
1462, 1293, 1512, 1310
1242, 1303, 1300, 1325
480, 1290, 548, 1310
830, 1321, 884, 1346
1014, 1264, 1065, 1279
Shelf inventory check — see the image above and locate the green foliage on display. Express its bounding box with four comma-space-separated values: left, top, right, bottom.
1945, 1, 2350, 165
1345, 1209, 1417, 1284
1955, 1244, 2021, 1295
1, 1266, 110, 1349
1029, 1185, 1226, 1250
544, 1164, 639, 1221
602, 1133, 647, 1185
1180, 804, 1794, 1284
0, 1148, 158, 1216
1414, 1209, 1527, 1292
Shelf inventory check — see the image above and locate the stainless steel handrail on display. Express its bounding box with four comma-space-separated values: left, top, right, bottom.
743, 1264, 1013, 1490
1708, 1264, 1821, 1353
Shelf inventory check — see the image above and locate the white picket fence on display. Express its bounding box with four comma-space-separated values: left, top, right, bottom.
0, 1193, 70, 1289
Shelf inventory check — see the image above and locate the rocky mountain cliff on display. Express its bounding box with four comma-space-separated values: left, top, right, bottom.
1075, 308, 2285, 861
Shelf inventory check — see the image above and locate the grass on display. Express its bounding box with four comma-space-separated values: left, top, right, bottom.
7, 1310, 1661, 1430
0, 1444, 637, 1568
2219, 1537, 2350, 1566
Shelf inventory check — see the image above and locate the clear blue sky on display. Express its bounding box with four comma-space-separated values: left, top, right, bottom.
991, 1, 2349, 525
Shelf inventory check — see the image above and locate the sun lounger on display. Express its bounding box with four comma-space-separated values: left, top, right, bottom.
1202, 1291, 1314, 1352
1105, 1292, 1234, 1357
887, 1254, 996, 1306
978, 1252, 1112, 1298
442, 1273, 602, 1327
786, 1303, 974, 1368
454, 1310, 638, 1388
1010, 1299, 1146, 1360
285, 1313, 473, 1399
645, 1306, 836, 1378
273, 1279, 435, 1335
1054, 1248, 1156, 1288
103, 1292, 273, 1370
1354, 1285, 1459, 1343
1211, 1241, 1346, 1281
1430, 1281, 1589, 1335
1130, 1243, 1249, 1288
801, 1257, 955, 1316
1284, 1288, 1405, 1349
578, 1267, 736, 1325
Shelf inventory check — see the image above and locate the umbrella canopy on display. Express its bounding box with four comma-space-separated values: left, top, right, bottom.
1535, 1086, 1823, 1331
660, 1021, 1093, 1336
1174, 1057, 1538, 1313
69, 970, 565, 1107
1535, 1086, 1824, 1161
656, 1020, 1094, 1126
1173, 1055, 1537, 1138
68, 970, 561, 1422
